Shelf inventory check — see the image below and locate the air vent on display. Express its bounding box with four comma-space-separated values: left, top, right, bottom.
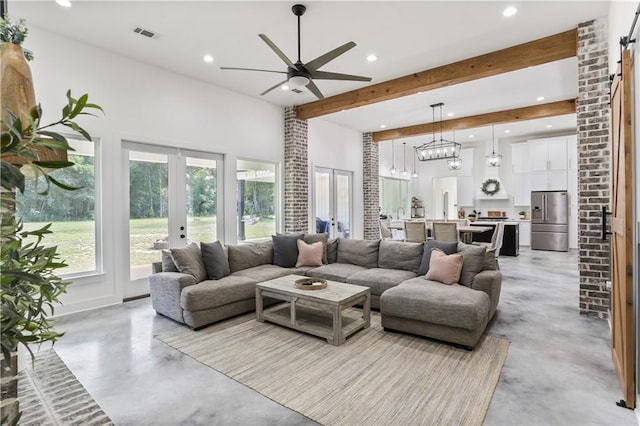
133, 27, 161, 40
291, 88, 303, 94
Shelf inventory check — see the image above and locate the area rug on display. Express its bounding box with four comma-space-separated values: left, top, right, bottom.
17, 349, 113, 426
157, 313, 509, 425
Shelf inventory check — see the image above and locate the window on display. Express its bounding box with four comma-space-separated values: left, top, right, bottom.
236, 159, 277, 242
379, 176, 408, 219
16, 137, 100, 276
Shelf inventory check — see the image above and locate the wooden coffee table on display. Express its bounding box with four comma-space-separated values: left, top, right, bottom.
256, 275, 371, 346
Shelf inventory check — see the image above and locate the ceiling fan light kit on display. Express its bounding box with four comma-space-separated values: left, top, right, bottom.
220, 4, 372, 100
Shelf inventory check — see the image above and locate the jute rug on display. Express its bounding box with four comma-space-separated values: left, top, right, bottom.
17, 350, 113, 426
157, 313, 509, 425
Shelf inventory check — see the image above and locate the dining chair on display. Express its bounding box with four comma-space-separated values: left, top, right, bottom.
404, 221, 427, 243
473, 222, 505, 257
432, 222, 459, 242
379, 219, 393, 240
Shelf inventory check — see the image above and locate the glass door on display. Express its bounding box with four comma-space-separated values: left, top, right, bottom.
123, 142, 223, 297
313, 167, 353, 238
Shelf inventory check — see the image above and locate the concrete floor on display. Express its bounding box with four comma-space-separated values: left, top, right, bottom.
47, 248, 636, 425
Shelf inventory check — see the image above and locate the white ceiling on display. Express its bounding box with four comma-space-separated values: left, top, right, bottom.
11, 0, 610, 143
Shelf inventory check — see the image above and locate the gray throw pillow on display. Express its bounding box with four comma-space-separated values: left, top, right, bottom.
161, 249, 179, 272
482, 251, 499, 271
303, 233, 329, 264
337, 238, 380, 268
201, 241, 230, 279
378, 240, 424, 273
418, 240, 458, 276
457, 242, 487, 287
170, 242, 207, 282
327, 238, 338, 263
272, 234, 303, 267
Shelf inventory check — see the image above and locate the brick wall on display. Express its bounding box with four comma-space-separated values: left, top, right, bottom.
283, 106, 309, 233
577, 18, 610, 319
362, 133, 380, 240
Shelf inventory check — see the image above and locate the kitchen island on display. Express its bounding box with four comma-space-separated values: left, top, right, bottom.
470, 221, 520, 256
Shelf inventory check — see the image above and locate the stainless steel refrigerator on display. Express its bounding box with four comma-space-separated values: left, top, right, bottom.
531, 190, 569, 252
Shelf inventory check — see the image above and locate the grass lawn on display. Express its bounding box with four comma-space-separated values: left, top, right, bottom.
22, 216, 276, 275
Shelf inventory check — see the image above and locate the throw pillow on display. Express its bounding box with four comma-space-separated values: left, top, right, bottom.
424, 249, 464, 285
272, 234, 303, 267
417, 240, 458, 276
200, 241, 230, 280
161, 249, 179, 272
227, 241, 273, 273
303, 232, 329, 264
170, 242, 207, 282
326, 238, 338, 263
457, 242, 487, 287
337, 238, 380, 268
295, 240, 324, 267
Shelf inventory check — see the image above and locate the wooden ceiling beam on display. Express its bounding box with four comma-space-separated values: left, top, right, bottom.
296, 29, 577, 120
371, 99, 577, 142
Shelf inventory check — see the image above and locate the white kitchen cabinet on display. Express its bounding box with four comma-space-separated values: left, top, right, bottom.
567, 135, 577, 171
458, 148, 474, 177
513, 173, 532, 206
457, 175, 474, 207
519, 221, 531, 246
532, 170, 567, 191
530, 137, 568, 172
511, 142, 530, 173
548, 141, 568, 170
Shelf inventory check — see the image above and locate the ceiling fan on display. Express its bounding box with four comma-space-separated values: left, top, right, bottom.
220, 4, 372, 100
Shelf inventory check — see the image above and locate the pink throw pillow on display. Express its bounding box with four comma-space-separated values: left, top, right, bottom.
424, 248, 463, 285
295, 240, 323, 267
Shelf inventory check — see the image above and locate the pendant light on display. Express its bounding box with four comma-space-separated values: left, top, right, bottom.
390, 139, 397, 175
412, 146, 419, 178
401, 142, 408, 177
447, 130, 463, 170
486, 125, 502, 167
416, 102, 461, 162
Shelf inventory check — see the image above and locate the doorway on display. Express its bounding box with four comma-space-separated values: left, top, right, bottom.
314, 167, 353, 238
123, 142, 223, 297
433, 177, 458, 220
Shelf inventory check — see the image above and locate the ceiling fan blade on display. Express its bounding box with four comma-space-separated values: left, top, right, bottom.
305, 41, 356, 71
220, 67, 287, 74
305, 80, 325, 100
260, 80, 288, 96
310, 70, 372, 82
259, 34, 296, 69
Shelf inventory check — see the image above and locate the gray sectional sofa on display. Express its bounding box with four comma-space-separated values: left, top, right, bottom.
149, 235, 502, 348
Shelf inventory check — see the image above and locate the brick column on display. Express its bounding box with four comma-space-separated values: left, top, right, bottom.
283, 106, 308, 233
577, 18, 610, 319
362, 133, 379, 240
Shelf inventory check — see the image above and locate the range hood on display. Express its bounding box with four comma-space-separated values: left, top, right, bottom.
475, 181, 509, 200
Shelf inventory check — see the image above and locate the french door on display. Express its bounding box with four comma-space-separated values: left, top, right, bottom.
123, 142, 223, 297
314, 167, 353, 238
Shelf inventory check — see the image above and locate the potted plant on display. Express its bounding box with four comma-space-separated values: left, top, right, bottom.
468, 209, 479, 222
518, 210, 527, 220
1, 15, 103, 425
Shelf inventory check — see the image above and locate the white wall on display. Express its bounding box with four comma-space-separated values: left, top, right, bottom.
307, 119, 364, 239
608, 1, 638, 74
26, 26, 283, 315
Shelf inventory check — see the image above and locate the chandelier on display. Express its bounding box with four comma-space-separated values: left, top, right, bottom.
486, 125, 502, 167
416, 102, 461, 164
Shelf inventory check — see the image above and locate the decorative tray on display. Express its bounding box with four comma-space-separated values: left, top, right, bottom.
294, 278, 327, 290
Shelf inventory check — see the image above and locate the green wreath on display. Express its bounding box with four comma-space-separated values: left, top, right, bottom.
481, 178, 500, 196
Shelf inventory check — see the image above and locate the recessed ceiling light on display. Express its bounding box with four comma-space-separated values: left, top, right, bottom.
367, 54, 378, 62
380, 124, 387, 129
536, 96, 545, 101
546, 124, 553, 128
203, 54, 214, 63
417, 91, 422, 94
281, 85, 290, 91
56, 0, 72, 6
503, 6, 517, 17
468, 134, 475, 138
504, 129, 511, 133
447, 112, 454, 117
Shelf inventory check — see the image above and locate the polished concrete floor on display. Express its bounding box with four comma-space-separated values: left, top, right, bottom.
46, 248, 636, 425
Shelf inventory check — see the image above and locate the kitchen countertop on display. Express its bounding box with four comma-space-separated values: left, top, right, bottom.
472, 220, 522, 225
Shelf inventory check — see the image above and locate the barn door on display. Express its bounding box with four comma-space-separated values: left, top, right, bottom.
610, 49, 635, 409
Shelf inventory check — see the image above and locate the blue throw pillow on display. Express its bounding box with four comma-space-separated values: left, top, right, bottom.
418, 240, 458, 276
272, 234, 303, 268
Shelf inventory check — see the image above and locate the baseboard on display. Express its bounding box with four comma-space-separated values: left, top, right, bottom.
123, 294, 150, 303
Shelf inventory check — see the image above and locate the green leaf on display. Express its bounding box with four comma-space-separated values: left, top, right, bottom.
36, 131, 70, 146
45, 173, 80, 191
0, 162, 25, 193
32, 160, 74, 169
68, 93, 88, 119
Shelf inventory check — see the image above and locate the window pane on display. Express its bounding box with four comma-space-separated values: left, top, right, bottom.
16, 138, 98, 275
129, 151, 168, 280
335, 173, 351, 238
186, 157, 217, 243
380, 176, 408, 219
237, 160, 276, 242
